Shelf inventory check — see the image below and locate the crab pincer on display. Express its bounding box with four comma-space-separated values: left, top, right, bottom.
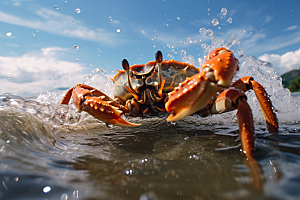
60, 84, 141, 127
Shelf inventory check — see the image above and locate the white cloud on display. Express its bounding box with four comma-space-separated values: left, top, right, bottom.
283, 25, 299, 32
0, 8, 125, 45
258, 48, 300, 75
0, 47, 88, 96
263, 15, 273, 24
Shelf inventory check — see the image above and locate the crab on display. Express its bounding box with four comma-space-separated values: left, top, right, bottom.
60, 48, 278, 159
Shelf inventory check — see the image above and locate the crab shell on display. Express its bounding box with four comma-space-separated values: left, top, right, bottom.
112, 59, 199, 103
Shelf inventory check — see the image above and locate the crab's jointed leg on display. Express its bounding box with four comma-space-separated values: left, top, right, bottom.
209, 88, 255, 158
60, 84, 141, 127
232, 76, 278, 133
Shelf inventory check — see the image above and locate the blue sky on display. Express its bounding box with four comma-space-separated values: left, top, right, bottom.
1, 0, 300, 96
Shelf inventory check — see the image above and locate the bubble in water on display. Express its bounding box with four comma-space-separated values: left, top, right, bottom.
61, 194, 68, 200
206, 29, 213, 37
76, 59, 79, 62
64, 0, 67, 3
74, 45, 79, 50
109, 16, 112, 20
212, 19, 219, 26
207, 8, 210, 11
199, 27, 207, 35
6, 32, 12, 37
71, 19, 74, 22
7, 76, 11, 80
218, 27, 221, 30
32, 33, 35, 36
177, 16, 180, 20
75, 8, 81, 14
54, 5, 59, 9
124, 169, 133, 175
116, 29, 120, 33
227, 18, 233, 24
140, 191, 158, 200
221, 8, 227, 16
43, 186, 51, 193
241, 29, 245, 33
201, 44, 207, 49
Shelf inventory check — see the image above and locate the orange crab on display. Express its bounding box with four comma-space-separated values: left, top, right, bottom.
61, 48, 278, 159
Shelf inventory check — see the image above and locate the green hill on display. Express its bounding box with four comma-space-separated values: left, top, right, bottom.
281, 69, 300, 87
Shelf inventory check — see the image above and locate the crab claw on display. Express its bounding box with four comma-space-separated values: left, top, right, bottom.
61, 84, 141, 127
165, 48, 239, 121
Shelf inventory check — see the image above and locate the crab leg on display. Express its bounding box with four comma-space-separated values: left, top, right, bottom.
209, 88, 255, 158
232, 76, 278, 133
60, 84, 141, 127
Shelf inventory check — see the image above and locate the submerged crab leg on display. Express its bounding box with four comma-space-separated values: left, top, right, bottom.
209, 89, 255, 158
60, 84, 141, 127
232, 76, 278, 133
236, 97, 255, 159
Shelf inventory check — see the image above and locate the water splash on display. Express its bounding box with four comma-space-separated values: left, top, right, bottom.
212, 19, 219, 26
75, 8, 81, 14
206, 29, 213, 37
221, 8, 227, 16
199, 28, 206, 35
227, 18, 233, 24
74, 45, 79, 50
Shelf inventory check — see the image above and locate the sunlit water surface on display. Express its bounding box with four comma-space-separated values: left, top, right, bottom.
1, 38, 300, 200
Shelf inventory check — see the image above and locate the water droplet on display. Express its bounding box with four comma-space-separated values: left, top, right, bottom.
241, 29, 245, 33
116, 29, 120, 33
170, 121, 177, 126
206, 29, 213, 37
232, 38, 241, 45
227, 18, 233, 24
43, 186, 51, 193
106, 123, 114, 128
212, 19, 219, 26
201, 44, 207, 49
6, 32, 12, 37
193, 154, 199, 160
61, 194, 68, 200
109, 16, 112, 20
54, 5, 59, 9
124, 169, 133, 175
74, 45, 79, 50
75, 8, 81, 14
207, 8, 210, 11
76, 59, 79, 62
32, 33, 35, 36
177, 17, 180, 20
199, 27, 206, 35
221, 8, 227, 16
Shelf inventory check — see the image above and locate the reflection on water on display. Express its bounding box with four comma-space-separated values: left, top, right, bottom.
1, 38, 300, 199
1, 99, 300, 199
